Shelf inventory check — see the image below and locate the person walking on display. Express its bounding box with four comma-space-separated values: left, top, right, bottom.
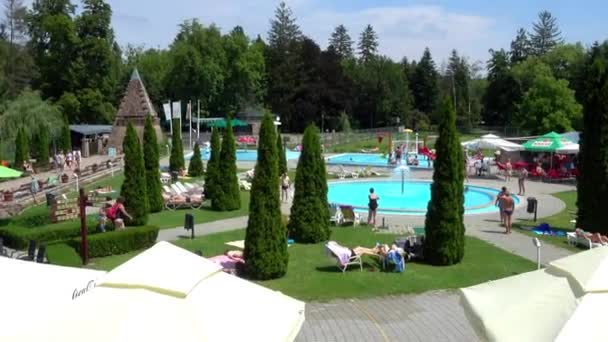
367, 188, 380, 227
495, 186, 507, 226
505, 158, 513, 181
280, 173, 290, 202
501, 190, 515, 234
30, 175, 39, 204
518, 168, 528, 195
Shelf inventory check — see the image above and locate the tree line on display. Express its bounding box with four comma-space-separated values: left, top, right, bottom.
0, 1, 605, 138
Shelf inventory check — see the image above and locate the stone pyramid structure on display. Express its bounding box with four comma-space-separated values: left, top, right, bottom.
107, 69, 163, 153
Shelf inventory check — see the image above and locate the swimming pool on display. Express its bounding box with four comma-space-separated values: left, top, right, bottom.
328, 180, 519, 215
185, 149, 300, 162
326, 153, 431, 168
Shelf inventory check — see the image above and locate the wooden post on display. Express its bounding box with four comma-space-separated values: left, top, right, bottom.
79, 188, 89, 265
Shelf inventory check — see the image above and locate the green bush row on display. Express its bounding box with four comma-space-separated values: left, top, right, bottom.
0, 217, 100, 249
71, 225, 159, 258
46, 242, 83, 267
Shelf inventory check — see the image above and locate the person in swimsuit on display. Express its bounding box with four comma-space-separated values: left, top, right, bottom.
501, 190, 515, 234
281, 173, 290, 202
367, 188, 380, 226
505, 158, 513, 181
518, 168, 528, 195
496, 186, 507, 226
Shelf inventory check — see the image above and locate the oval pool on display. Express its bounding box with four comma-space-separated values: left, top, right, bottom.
186, 149, 300, 162
328, 180, 519, 215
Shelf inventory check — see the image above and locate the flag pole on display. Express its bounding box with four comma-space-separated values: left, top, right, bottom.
197, 99, 200, 141
169, 101, 173, 136
189, 100, 192, 150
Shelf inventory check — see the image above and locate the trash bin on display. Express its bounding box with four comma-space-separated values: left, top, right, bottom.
184, 213, 194, 230
46, 193, 56, 207
171, 171, 179, 183
527, 197, 537, 214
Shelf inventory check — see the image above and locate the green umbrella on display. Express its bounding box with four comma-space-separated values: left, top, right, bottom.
0, 166, 22, 178
522, 132, 575, 152
206, 119, 249, 128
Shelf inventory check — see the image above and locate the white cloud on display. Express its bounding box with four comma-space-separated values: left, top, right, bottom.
106, 1, 498, 63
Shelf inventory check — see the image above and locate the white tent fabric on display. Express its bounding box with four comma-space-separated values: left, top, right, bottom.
460, 247, 608, 342
556, 143, 579, 154
0, 257, 106, 340
460, 269, 578, 342
9, 241, 305, 342
462, 134, 523, 152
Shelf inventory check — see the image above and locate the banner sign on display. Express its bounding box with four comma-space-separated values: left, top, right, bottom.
172, 101, 181, 119
163, 103, 172, 121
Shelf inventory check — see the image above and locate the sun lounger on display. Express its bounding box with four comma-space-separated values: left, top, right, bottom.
325, 241, 362, 272
566, 231, 605, 249
328, 204, 343, 225
339, 205, 361, 226
239, 180, 251, 191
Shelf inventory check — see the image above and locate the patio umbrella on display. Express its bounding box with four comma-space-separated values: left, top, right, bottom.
460, 247, 608, 342
206, 118, 249, 128
12, 242, 305, 342
0, 165, 22, 178
522, 132, 574, 152
461, 134, 523, 152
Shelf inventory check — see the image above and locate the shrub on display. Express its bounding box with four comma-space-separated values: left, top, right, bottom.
213, 118, 240, 211
121, 123, 149, 225
60, 114, 72, 152
14, 127, 28, 167
143, 115, 164, 213
71, 225, 159, 258
423, 98, 465, 265
169, 119, 185, 172
244, 113, 288, 280
35, 126, 50, 168
277, 132, 287, 176
188, 142, 204, 177
0, 217, 98, 249
46, 242, 82, 267
205, 128, 221, 201
288, 125, 331, 243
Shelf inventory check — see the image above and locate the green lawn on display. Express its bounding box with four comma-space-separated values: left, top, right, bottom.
84, 227, 535, 302
514, 191, 580, 251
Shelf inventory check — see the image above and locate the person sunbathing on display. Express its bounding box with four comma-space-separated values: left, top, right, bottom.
209, 250, 245, 274
575, 228, 608, 244
352, 243, 403, 257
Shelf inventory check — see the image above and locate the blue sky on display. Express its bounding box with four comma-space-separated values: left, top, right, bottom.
105, 0, 607, 65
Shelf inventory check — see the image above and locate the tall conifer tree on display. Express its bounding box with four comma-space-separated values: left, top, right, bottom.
121, 123, 148, 225
143, 115, 163, 213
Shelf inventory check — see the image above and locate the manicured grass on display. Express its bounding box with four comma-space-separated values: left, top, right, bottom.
514, 191, 580, 251
84, 227, 535, 302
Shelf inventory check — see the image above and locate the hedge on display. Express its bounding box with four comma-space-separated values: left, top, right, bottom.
46, 242, 82, 267
71, 225, 159, 258
0, 217, 99, 249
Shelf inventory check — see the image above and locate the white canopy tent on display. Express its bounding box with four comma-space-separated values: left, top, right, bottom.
7, 241, 305, 342
557, 143, 579, 154
0, 257, 107, 340
460, 247, 608, 342
462, 134, 523, 152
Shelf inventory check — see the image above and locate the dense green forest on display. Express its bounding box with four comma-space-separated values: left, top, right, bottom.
0, 0, 603, 139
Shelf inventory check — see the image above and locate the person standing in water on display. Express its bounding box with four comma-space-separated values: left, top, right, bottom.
367, 188, 380, 227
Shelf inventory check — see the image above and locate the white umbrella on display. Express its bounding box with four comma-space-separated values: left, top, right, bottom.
461, 247, 608, 342
462, 134, 523, 152
556, 143, 579, 154
11, 242, 305, 342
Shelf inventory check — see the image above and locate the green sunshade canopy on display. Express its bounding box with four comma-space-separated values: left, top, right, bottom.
522, 132, 575, 152
206, 119, 248, 128
0, 166, 22, 178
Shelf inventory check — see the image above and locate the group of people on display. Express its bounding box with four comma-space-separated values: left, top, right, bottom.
496, 186, 516, 234
53, 150, 82, 172
97, 197, 133, 232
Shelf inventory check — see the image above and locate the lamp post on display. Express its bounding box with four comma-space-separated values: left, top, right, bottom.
415, 132, 419, 154
532, 237, 541, 269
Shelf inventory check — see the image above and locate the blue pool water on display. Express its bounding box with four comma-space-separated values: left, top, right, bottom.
326, 153, 431, 168
186, 149, 300, 162
328, 180, 519, 215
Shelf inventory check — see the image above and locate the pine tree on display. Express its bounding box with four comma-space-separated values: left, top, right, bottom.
120, 123, 148, 226
510, 28, 532, 64
411, 48, 439, 115
14, 127, 28, 167
423, 98, 465, 265
213, 118, 240, 211
267, 1, 301, 52
143, 115, 163, 213
447, 50, 471, 128
530, 10, 563, 56
169, 119, 185, 172
277, 132, 287, 176
577, 44, 608, 234
35, 126, 50, 168
328, 24, 353, 59
288, 125, 330, 243
188, 142, 204, 177
244, 113, 288, 280
60, 114, 71, 152
205, 128, 221, 202
358, 24, 378, 63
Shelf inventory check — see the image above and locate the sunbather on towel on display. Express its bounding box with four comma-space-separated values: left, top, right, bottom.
575, 228, 608, 244
209, 250, 245, 274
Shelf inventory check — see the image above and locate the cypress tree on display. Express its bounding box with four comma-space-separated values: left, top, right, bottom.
169, 119, 185, 172
188, 143, 204, 177
577, 45, 608, 234
60, 115, 71, 152
205, 128, 221, 202
213, 118, 241, 211
288, 125, 330, 243
244, 113, 288, 279
277, 132, 287, 175
143, 116, 164, 213
121, 123, 148, 226
423, 98, 465, 265
14, 128, 28, 167
35, 127, 50, 168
